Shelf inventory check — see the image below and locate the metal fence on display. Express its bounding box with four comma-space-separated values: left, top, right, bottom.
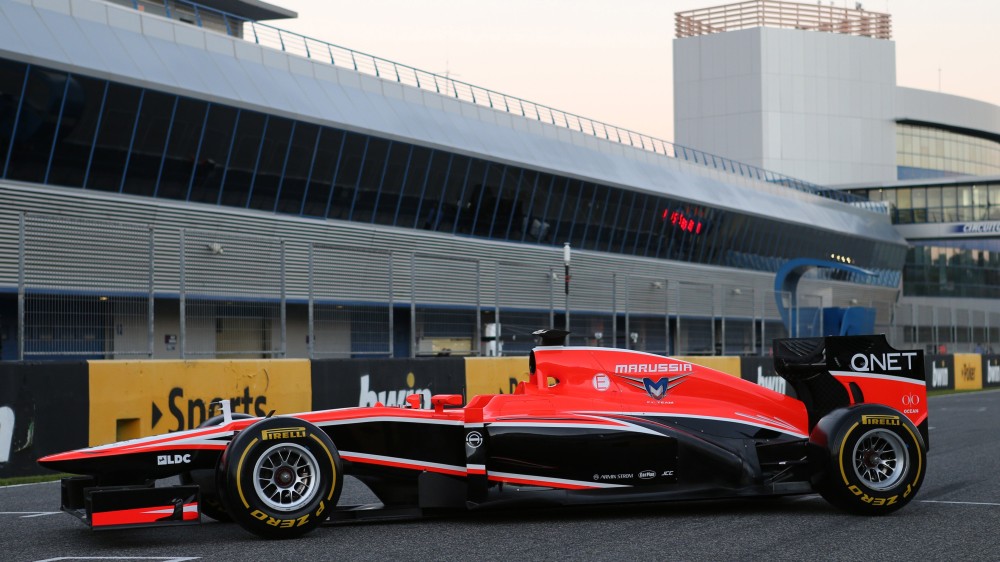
19, 213, 153, 359
179, 230, 285, 358
10, 212, 997, 359
309, 243, 393, 358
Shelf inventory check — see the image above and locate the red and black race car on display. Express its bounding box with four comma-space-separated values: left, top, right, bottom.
39, 332, 928, 539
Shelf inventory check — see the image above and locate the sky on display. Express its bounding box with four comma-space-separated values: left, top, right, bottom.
272, 0, 1000, 143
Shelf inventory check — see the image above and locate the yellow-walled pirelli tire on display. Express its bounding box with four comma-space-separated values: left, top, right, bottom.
180, 413, 255, 522
218, 417, 343, 539
810, 404, 926, 515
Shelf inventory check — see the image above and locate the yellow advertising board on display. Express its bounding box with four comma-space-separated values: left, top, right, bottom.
953, 353, 983, 391
88, 360, 311, 446
675, 356, 742, 378
464, 357, 531, 398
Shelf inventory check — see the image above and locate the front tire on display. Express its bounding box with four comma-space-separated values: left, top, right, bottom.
218, 417, 342, 539
810, 404, 926, 514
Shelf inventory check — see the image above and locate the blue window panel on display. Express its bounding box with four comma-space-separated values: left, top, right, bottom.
81, 80, 109, 191
367, 139, 395, 224
562, 180, 585, 247
579, 183, 603, 250
2, 61, 31, 179
376, 142, 411, 226
8, 67, 72, 184
645, 197, 666, 258
387, 144, 415, 226
300, 127, 344, 217
604, 188, 626, 253
122, 89, 175, 197
215, 108, 244, 205
152, 96, 180, 197
429, 153, 455, 231
250, 116, 295, 212
529, 173, 556, 244
618, 191, 638, 255
590, 185, 613, 251
486, 165, 510, 239
118, 89, 146, 193
345, 136, 371, 221
519, 170, 542, 243
185, 101, 213, 201
435, 153, 469, 234
241, 115, 271, 208
287, 125, 322, 214
190, 103, 240, 205
467, 161, 493, 237
46, 74, 104, 189
395, 145, 431, 228
86, 83, 141, 192
42, 73, 73, 186
451, 157, 479, 235
321, 130, 349, 218
271, 121, 298, 212
502, 168, 526, 240
415, 150, 450, 230
630, 193, 655, 256
448, 157, 476, 234
547, 176, 572, 245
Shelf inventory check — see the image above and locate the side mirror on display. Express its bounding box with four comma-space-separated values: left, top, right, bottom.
431, 394, 464, 413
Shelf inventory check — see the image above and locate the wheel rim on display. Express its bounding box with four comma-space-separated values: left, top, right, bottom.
852, 428, 909, 491
252, 443, 322, 512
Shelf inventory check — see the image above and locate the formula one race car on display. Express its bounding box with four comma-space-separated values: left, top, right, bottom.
39, 332, 928, 539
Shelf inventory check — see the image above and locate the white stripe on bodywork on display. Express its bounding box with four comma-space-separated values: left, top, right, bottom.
339, 450, 467, 474
488, 470, 630, 489
313, 416, 464, 427
587, 411, 808, 438
830, 370, 927, 386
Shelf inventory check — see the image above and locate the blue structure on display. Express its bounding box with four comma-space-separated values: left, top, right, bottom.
775, 258, 877, 336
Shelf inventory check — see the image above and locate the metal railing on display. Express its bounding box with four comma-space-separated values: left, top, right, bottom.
676, 0, 892, 40
112, 0, 867, 206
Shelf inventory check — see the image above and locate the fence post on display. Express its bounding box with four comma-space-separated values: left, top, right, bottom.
179, 229, 186, 360
548, 266, 554, 329
388, 251, 394, 358
611, 273, 617, 348
17, 213, 24, 361
493, 263, 500, 357
307, 243, 314, 359
280, 239, 286, 358
720, 286, 726, 355
664, 279, 670, 356
475, 260, 482, 356
147, 226, 154, 358
712, 284, 718, 355
624, 274, 631, 350
410, 255, 416, 358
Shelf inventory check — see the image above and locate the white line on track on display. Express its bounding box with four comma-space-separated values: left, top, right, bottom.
35, 557, 201, 562
921, 500, 1000, 507
0, 511, 60, 517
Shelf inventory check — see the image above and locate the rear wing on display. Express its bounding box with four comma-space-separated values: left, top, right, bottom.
773, 334, 928, 448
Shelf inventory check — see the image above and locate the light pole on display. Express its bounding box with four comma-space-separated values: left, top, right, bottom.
563, 242, 571, 334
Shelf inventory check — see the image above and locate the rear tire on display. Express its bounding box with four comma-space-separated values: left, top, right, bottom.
810, 404, 926, 514
218, 417, 342, 539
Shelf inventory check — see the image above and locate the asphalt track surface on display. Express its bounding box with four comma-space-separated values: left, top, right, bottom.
4, 390, 1000, 562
